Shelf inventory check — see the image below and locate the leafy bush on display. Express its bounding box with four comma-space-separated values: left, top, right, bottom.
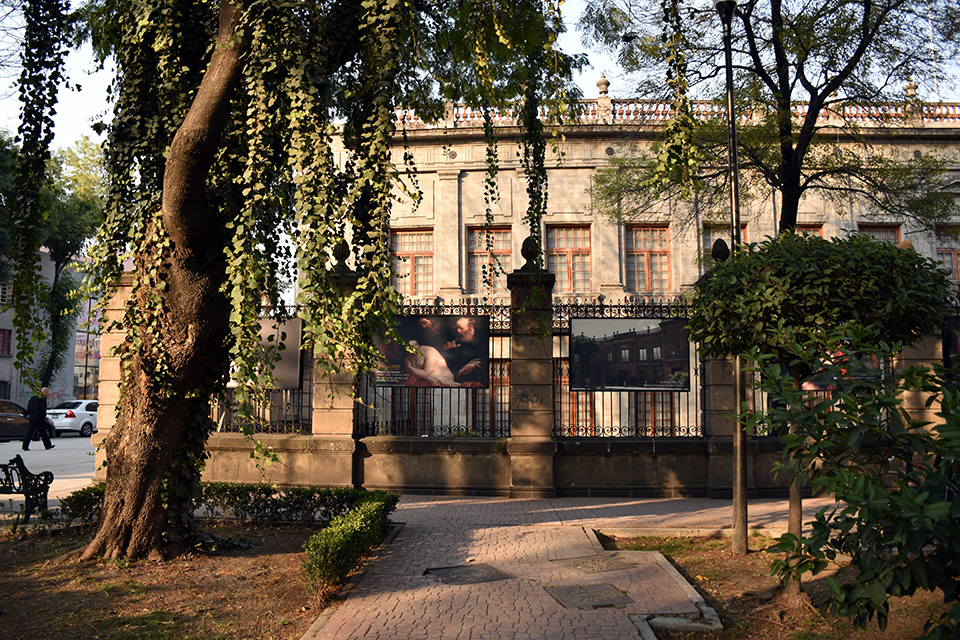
301, 492, 398, 592
58, 482, 392, 528
689, 233, 951, 368
749, 336, 960, 639
58, 483, 105, 527
199, 483, 370, 525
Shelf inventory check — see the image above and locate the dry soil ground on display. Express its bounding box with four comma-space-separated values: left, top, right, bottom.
0, 524, 950, 640
599, 532, 950, 640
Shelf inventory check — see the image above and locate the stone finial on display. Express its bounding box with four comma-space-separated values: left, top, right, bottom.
328, 239, 359, 287
597, 73, 610, 96
903, 78, 922, 123
904, 78, 918, 99
597, 74, 613, 124
711, 238, 730, 263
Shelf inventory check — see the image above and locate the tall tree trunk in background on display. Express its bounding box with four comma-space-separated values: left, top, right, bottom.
783, 455, 805, 601
40, 268, 63, 388
81, 1, 246, 561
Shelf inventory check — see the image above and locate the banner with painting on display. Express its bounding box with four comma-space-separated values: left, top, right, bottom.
374, 315, 490, 388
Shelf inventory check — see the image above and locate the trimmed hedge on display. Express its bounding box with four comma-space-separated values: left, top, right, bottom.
56, 483, 399, 595
302, 492, 399, 592
57, 482, 395, 528
198, 483, 366, 525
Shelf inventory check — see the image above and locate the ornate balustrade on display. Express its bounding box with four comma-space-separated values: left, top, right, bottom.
393, 98, 960, 129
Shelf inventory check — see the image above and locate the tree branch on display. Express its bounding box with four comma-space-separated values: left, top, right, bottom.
162, 0, 249, 257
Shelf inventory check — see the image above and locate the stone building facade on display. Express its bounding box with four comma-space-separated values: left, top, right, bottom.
375, 81, 960, 303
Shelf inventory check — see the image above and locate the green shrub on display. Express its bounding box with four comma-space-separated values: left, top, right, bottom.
199, 483, 378, 525
58, 482, 391, 529
301, 493, 398, 592
58, 483, 105, 527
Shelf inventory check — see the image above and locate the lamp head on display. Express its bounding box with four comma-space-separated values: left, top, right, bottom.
711, 238, 730, 263
714, 0, 737, 26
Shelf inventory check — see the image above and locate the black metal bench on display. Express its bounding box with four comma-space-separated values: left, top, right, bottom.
0, 455, 54, 523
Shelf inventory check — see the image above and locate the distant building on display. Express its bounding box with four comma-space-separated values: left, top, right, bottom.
0, 249, 94, 405
571, 318, 690, 390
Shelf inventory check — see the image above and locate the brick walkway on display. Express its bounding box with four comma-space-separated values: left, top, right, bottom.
304, 495, 835, 640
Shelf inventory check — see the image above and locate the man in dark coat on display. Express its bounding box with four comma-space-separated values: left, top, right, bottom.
442, 317, 488, 386
22, 387, 54, 451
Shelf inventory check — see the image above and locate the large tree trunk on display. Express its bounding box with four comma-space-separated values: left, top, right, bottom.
82, 1, 247, 561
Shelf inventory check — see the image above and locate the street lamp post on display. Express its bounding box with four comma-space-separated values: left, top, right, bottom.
714, 0, 748, 556
715, 0, 742, 248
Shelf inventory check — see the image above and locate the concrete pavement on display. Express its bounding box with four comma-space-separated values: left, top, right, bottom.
303, 494, 836, 640
0, 433, 98, 507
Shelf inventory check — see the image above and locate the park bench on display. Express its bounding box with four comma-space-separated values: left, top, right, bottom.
0, 455, 54, 523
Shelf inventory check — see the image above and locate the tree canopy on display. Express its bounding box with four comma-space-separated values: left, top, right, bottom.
47, 0, 583, 560
580, 0, 960, 232
1, 130, 103, 389
0, 131, 17, 283
686, 232, 953, 613
687, 233, 952, 376
34, 140, 104, 387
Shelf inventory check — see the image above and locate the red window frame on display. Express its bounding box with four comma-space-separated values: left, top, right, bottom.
857, 224, 900, 244
547, 226, 591, 294
392, 229, 434, 297
795, 224, 823, 237
0, 329, 11, 357
937, 227, 960, 286
467, 228, 512, 296
625, 225, 670, 294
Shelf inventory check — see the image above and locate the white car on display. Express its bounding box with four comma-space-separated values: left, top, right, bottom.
48, 400, 99, 437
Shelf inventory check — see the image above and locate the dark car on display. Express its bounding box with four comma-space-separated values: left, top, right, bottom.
0, 399, 55, 443
0, 399, 31, 442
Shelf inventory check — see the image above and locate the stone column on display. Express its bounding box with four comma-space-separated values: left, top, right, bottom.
703, 356, 765, 498
506, 238, 557, 498
203, 244, 359, 488
435, 168, 464, 299
898, 334, 942, 426
703, 356, 735, 497
92, 272, 134, 483
305, 244, 361, 487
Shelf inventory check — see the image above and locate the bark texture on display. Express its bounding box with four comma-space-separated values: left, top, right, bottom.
82, 0, 248, 561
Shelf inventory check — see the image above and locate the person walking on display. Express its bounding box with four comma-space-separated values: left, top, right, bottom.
22, 387, 54, 451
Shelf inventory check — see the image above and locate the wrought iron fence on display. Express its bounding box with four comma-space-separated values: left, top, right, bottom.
552, 296, 702, 438
211, 387, 312, 435
354, 300, 511, 438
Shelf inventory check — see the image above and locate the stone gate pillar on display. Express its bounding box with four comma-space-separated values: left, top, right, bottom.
91, 272, 134, 483
305, 245, 361, 487
203, 244, 359, 488
506, 238, 557, 498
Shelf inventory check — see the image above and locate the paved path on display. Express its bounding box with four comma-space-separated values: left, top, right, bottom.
304, 495, 837, 640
